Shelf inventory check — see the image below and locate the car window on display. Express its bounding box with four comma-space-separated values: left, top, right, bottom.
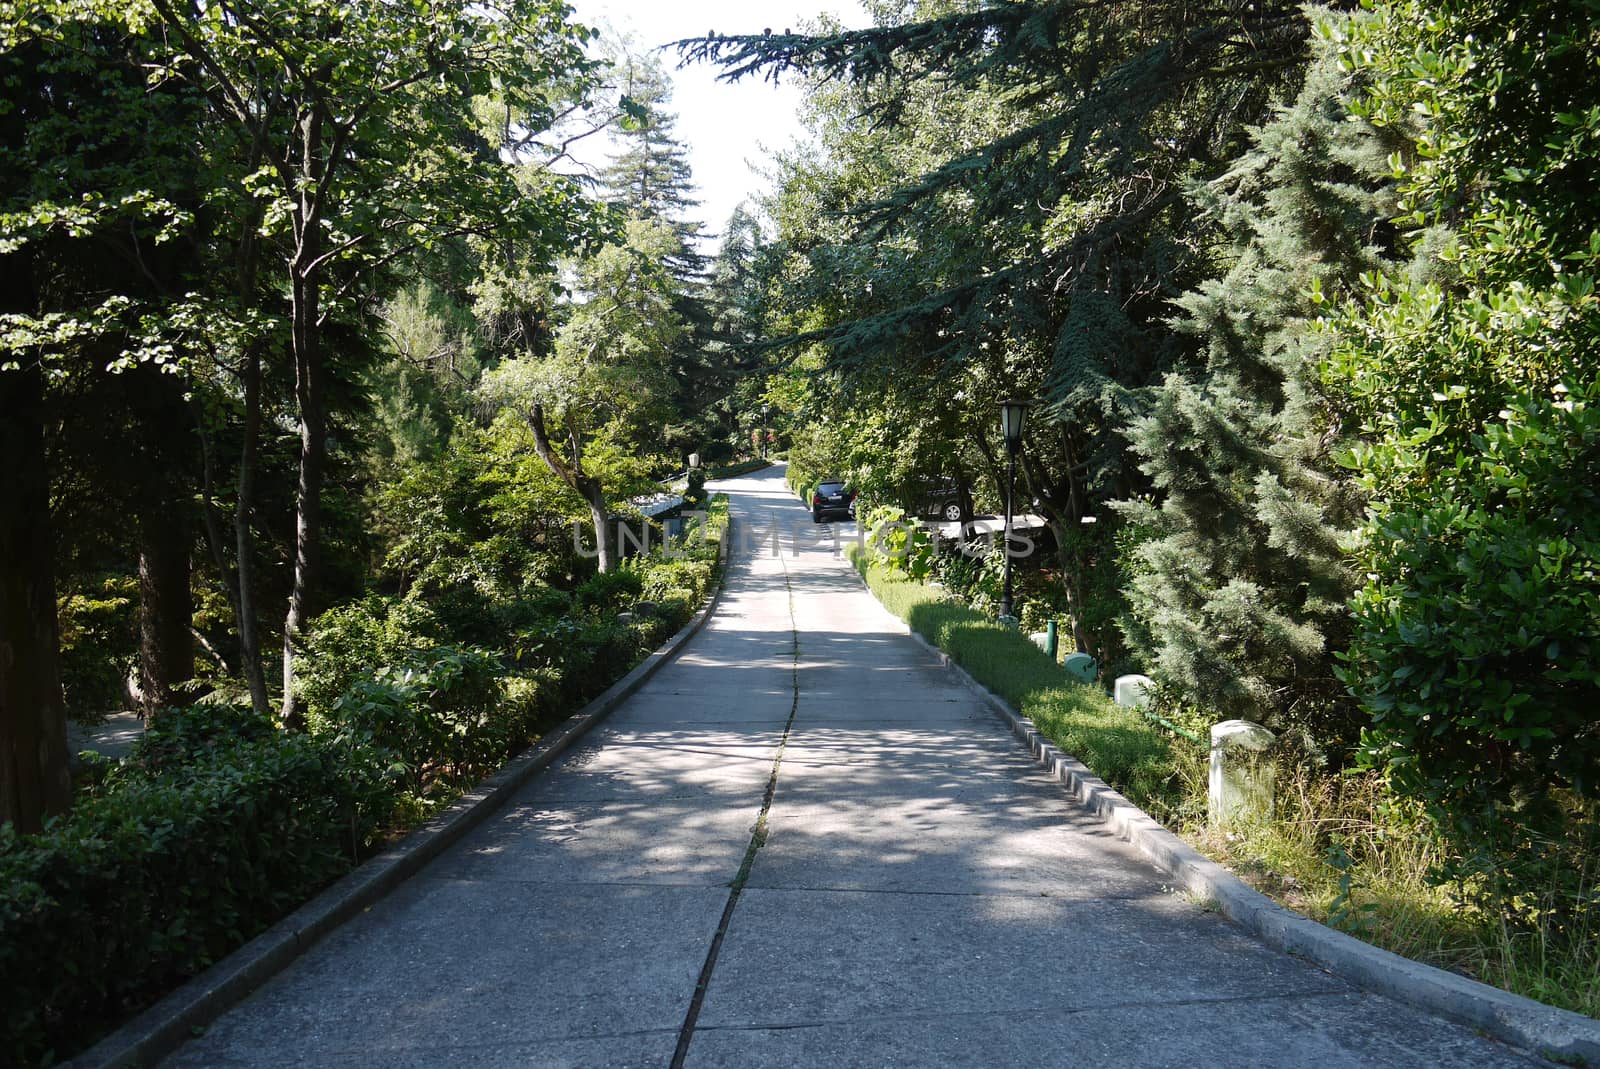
817, 482, 846, 494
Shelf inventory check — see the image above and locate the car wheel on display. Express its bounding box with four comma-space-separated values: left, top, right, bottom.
941, 502, 964, 522
813, 510, 823, 523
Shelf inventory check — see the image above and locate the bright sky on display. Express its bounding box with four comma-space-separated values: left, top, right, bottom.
567, 0, 871, 248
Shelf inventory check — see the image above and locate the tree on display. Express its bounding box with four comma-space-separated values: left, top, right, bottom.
1116, 28, 1402, 752
1325, 0, 1600, 908
129, 0, 596, 721
0, 5, 204, 827
681, 0, 1315, 655
481, 215, 683, 572
600, 52, 706, 283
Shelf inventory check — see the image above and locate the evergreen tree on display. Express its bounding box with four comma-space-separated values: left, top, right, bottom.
1116, 31, 1403, 753
680, 0, 1314, 656
599, 53, 706, 284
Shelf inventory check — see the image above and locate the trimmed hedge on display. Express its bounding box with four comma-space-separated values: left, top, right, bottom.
0, 497, 730, 1067
707, 457, 771, 479
0, 710, 390, 1066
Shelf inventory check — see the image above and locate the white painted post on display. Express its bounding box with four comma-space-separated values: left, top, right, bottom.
1113, 674, 1154, 709
1209, 720, 1276, 827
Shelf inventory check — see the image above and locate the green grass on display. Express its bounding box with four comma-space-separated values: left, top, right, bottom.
1188, 764, 1600, 1018
849, 549, 1179, 813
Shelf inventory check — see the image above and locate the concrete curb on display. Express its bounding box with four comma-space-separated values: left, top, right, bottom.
70, 519, 734, 1069
848, 559, 1600, 1067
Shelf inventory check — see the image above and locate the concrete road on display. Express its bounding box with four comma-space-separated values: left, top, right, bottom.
162, 465, 1541, 1067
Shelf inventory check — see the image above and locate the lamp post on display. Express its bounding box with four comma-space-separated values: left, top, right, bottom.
997, 399, 1028, 624
761, 404, 770, 460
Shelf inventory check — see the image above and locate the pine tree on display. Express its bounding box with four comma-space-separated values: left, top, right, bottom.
1116, 32, 1404, 753
599, 54, 706, 284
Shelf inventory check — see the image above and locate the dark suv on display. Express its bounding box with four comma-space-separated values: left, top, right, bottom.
811, 480, 856, 523
913, 477, 974, 523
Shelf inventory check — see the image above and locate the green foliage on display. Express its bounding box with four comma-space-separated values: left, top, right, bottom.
860, 504, 936, 580
297, 596, 446, 724
1116, 31, 1394, 752
325, 646, 508, 799
1326, 0, 1600, 923
0, 706, 391, 1066
683, 466, 708, 510
55, 576, 138, 720
373, 416, 589, 600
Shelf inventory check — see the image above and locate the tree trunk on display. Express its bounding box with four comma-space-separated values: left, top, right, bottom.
577, 475, 617, 573
137, 501, 193, 719
134, 367, 196, 721
0, 360, 73, 833
235, 346, 271, 717
281, 265, 326, 728
522, 402, 617, 572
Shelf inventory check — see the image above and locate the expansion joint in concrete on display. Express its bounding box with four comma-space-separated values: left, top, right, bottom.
670, 556, 802, 1069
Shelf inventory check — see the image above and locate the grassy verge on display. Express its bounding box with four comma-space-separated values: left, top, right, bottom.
850, 546, 1600, 1019
1183, 763, 1600, 1017
848, 548, 1179, 813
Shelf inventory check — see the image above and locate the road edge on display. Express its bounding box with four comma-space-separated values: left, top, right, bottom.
849, 561, 1600, 1067
70, 519, 734, 1069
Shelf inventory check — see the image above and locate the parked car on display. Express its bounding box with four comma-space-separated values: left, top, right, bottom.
912, 477, 974, 523
811, 480, 856, 522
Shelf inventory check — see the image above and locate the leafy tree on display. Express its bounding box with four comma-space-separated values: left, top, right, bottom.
481, 215, 683, 572
1116, 29, 1402, 751
123, 0, 597, 721
1325, 0, 1600, 908
682, 0, 1314, 654
0, 5, 207, 827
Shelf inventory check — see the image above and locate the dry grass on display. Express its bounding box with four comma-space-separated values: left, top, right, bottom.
1178, 755, 1600, 1018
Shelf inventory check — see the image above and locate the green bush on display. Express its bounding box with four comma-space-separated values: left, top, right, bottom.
0, 711, 391, 1066
297, 595, 446, 722
323, 645, 507, 799
56, 575, 138, 719
574, 568, 644, 615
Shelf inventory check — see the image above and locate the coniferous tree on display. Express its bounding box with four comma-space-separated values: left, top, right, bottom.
1116, 35, 1403, 751
600, 54, 707, 285
681, 0, 1314, 655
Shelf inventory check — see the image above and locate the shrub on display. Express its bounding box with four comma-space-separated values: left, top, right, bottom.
322, 645, 507, 799
574, 568, 644, 615
297, 595, 445, 722
0, 713, 391, 1066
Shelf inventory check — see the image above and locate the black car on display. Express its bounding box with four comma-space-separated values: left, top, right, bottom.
913, 477, 974, 523
811, 480, 856, 522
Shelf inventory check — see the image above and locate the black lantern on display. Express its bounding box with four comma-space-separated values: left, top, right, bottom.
997, 400, 1029, 622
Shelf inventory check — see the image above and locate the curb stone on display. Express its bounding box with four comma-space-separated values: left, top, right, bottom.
846, 557, 1600, 1068
69, 519, 734, 1069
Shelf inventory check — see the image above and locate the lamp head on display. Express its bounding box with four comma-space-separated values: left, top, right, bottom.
999, 400, 1029, 447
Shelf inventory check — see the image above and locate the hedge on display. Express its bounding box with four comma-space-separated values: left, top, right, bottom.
0, 497, 729, 1066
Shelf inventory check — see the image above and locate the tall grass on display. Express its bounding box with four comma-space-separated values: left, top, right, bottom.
1188, 764, 1600, 1017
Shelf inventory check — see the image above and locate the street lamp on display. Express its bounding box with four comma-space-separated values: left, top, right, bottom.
997, 399, 1029, 624
761, 404, 770, 460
